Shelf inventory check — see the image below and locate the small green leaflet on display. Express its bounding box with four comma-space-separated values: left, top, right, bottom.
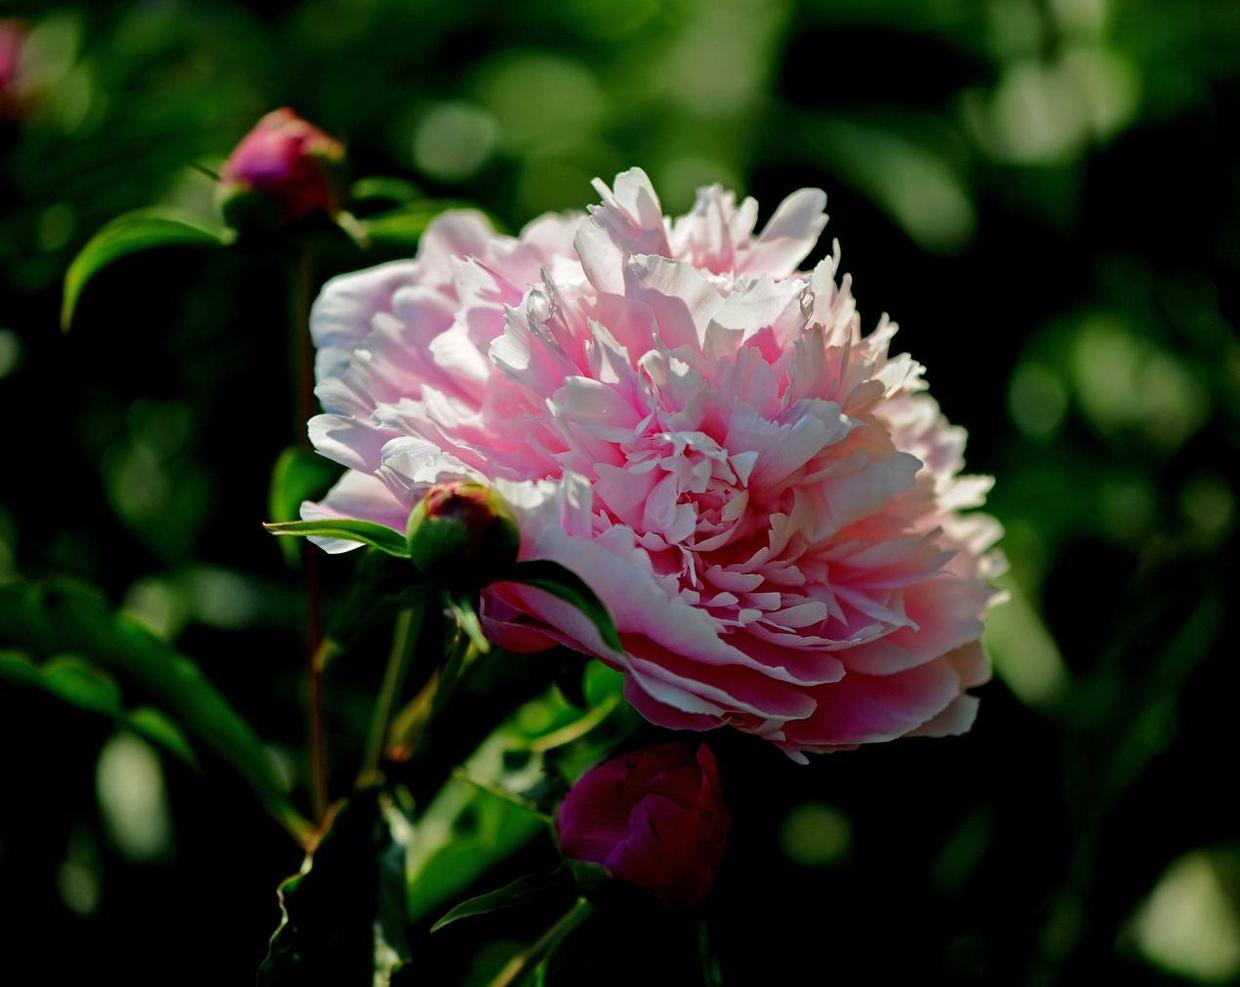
264, 518, 411, 557
430, 870, 571, 934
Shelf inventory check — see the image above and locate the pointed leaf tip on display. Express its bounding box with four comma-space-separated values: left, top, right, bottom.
62, 209, 226, 330
264, 518, 411, 558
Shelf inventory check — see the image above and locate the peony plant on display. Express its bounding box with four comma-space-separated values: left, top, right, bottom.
298, 167, 1004, 759
29, 117, 1002, 985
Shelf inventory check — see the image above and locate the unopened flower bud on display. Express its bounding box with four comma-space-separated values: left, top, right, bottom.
216, 108, 344, 233
405, 481, 519, 584
1, 20, 29, 123
555, 742, 731, 911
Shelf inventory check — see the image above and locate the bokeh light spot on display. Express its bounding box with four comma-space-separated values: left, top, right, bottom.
779, 802, 852, 868
412, 102, 498, 183
96, 732, 173, 863
1130, 848, 1240, 983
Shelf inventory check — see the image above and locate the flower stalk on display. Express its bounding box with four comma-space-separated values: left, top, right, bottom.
486, 897, 593, 987
358, 599, 427, 787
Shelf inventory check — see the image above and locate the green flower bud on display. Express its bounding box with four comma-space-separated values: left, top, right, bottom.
406, 482, 519, 585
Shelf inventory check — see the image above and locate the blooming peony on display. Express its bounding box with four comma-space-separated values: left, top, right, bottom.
304, 168, 1004, 759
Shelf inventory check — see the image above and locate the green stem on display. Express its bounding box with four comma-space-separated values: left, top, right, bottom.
306, 581, 328, 822
358, 600, 426, 787
529, 692, 621, 752
697, 918, 723, 986
381, 596, 487, 764
487, 897, 593, 987
384, 669, 440, 762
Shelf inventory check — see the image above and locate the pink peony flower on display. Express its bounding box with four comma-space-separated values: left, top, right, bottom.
303, 168, 1004, 759
556, 742, 730, 910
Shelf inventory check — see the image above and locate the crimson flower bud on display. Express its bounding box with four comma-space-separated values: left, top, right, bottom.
216, 108, 344, 233
555, 742, 730, 911
1, 20, 29, 123
405, 481, 519, 585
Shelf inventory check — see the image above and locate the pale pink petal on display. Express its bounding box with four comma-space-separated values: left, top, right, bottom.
300, 469, 409, 554
740, 188, 828, 277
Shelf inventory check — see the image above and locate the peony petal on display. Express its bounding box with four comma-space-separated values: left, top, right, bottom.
741, 188, 828, 277
299, 469, 410, 554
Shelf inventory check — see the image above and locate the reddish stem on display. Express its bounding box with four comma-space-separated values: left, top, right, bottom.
293, 241, 328, 823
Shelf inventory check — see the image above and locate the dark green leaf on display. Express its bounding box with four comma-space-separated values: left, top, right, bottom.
61, 209, 227, 329
0, 650, 197, 766
0, 580, 309, 843
260, 789, 412, 986
500, 561, 623, 653
128, 706, 199, 765
430, 871, 571, 933
268, 448, 341, 566
406, 681, 634, 925
264, 518, 411, 558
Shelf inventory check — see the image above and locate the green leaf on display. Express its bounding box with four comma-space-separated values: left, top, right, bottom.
359, 201, 474, 250
61, 209, 227, 329
0, 580, 310, 844
261, 788, 412, 986
268, 448, 341, 566
350, 177, 423, 208
430, 871, 571, 934
0, 650, 197, 766
405, 682, 636, 925
500, 561, 623, 653
128, 706, 199, 765
264, 518, 411, 558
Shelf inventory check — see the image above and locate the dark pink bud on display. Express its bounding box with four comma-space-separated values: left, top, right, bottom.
217, 108, 344, 231
555, 742, 730, 910
1, 20, 29, 122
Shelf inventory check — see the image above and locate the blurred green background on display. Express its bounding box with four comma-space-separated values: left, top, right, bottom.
2, 0, 1239, 983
